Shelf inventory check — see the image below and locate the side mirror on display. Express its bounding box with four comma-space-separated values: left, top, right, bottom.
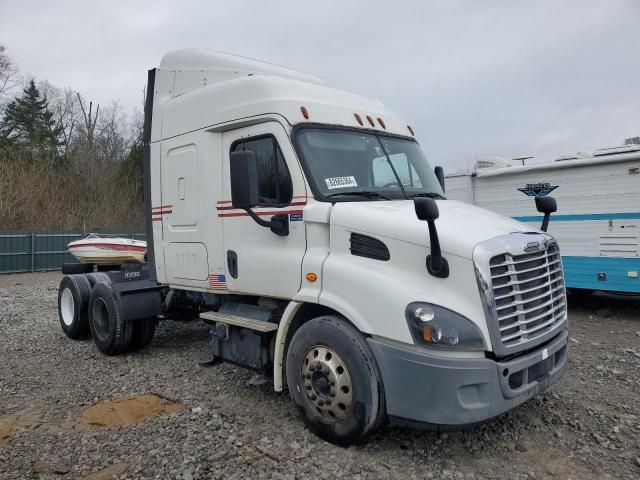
415, 196, 440, 221
535, 196, 557, 232
434, 166, 445, 193
230, 150, 258, 209
414, 198, 449, 278
229, 150, 289, 236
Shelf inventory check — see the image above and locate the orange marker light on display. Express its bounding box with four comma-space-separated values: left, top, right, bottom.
301, 106, 309, 119
354, 113, 363, 126
305, 272, 318, 283
422, 325, 433, 343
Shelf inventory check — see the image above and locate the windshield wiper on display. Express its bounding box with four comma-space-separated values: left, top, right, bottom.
326, 191, 391, 200
409, 192, 445, 199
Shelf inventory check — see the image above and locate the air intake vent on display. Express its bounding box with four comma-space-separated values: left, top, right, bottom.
349, 234, 390, 261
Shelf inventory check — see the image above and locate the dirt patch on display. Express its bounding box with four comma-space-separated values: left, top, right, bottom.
81, 463, 129, 479
0, 412, 39, 442
81, 394, 184, 427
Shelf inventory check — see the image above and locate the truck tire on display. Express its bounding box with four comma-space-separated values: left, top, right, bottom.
61, 263, 93, 275
86, 272, 111, 287
129, 318, 157, 351
88, 282, 133, 355
58, 274, 92, 339
286, 315, 385, 445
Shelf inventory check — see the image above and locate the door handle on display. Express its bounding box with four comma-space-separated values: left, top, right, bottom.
227, 250, 238, 279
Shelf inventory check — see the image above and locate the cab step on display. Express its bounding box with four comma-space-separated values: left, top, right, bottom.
200, 311, 279, 333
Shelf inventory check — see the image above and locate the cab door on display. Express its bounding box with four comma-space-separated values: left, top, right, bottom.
220, 122, 307, 298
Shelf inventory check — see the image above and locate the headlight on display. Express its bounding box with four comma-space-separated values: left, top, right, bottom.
405, 302, 485, 351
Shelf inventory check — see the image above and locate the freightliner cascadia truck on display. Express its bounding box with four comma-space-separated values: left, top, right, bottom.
57, 48, 567, 444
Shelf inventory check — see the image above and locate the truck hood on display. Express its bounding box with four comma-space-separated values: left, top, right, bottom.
330, 200, 538, 259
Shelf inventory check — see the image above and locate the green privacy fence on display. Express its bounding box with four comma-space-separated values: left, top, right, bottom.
0, 231, 146, 274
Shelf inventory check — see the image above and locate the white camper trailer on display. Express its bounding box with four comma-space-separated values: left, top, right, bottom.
446, 143, 640, 294
56, 48, 569, 444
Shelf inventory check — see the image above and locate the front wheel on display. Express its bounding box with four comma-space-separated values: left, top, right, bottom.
286, 316, 385, 445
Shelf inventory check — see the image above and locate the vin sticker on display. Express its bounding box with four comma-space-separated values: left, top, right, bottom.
325, 176, 358, 190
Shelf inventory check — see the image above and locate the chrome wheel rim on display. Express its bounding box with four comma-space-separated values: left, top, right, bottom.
60, 288, 75, 326
302, 345, 353, 420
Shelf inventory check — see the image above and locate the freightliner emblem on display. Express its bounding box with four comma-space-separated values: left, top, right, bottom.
523, 240, 547, 253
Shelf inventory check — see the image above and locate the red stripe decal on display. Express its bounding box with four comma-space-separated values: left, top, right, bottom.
216, 195, 306, 205
216, 201, 306, 211
218, 209, 303, 218
152, 204, 173, 211
150, 211, 172, 217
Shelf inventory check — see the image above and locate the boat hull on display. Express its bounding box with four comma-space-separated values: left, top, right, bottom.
67, 239, 147, 265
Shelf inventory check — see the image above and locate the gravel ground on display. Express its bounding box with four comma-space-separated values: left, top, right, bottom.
1, 272, 639, 480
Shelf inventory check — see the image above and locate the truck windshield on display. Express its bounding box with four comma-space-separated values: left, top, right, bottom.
293, 127, 445, 201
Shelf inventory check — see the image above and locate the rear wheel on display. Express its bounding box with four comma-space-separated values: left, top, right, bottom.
286, 315, 385, 445
88, 282, 133, 355
58, 275, 92, 339
86, 272, 111, 287
129, 318, 157, 351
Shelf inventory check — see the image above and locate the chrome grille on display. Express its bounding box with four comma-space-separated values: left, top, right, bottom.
489, 243, 566, 348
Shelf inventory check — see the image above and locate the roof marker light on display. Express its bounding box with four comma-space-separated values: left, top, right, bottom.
377, 118, 386, 129
407, 125, 415, 136
366, 115, 375, 127
301, 106, 309, 119
354, 113, 363, 126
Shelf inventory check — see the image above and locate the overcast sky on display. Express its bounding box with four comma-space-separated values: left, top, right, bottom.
2, 0, 639, 172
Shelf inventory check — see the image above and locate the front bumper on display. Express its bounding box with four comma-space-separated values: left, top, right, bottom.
367, 328, 568, 426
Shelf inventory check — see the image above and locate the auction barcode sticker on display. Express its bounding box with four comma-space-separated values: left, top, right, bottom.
325, 176, 358, 190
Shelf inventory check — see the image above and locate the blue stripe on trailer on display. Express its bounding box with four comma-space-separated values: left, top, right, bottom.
513, 212, 640, 222
561, 256, 640, 294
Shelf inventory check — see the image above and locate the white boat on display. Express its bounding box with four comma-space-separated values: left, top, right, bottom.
67, 234, 147, 265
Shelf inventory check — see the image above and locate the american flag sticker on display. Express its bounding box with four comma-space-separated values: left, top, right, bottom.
208, 274, 227, 289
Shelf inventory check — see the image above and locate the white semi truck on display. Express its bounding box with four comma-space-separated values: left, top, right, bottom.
57, 48, 568, 444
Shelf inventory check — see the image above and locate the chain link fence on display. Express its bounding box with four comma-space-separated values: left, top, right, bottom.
0, 230, 146, 274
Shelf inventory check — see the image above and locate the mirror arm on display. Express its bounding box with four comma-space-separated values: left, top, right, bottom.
534, 196, 557, 233
243, 209, 289, 236
426, 219, 449, 278
540, 213, 550, 232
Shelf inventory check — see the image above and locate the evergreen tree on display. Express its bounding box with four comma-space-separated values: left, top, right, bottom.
0, 80, 62, 149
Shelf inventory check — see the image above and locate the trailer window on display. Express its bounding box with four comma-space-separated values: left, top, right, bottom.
232, 136, 293, 206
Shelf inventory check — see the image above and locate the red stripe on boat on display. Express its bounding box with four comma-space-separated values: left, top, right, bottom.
69, 243, 147, 252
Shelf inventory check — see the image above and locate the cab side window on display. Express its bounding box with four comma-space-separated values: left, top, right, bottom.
232, 136, 293, 206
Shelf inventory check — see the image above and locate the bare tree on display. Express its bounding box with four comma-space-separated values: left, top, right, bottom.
0, 44, 20, 98
39, 81, 80, 159
75, 91, 99, 158
96, 101, 129, 162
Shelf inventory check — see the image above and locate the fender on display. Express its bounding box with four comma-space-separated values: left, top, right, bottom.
273, 301, 303, 391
